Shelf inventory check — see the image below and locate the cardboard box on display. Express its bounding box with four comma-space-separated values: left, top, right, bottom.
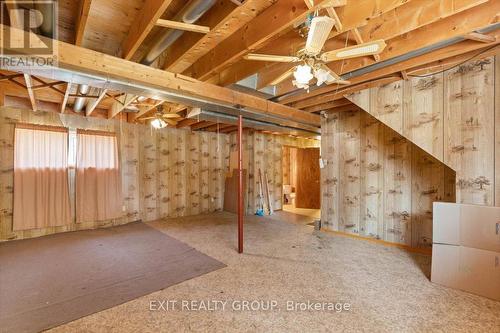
432, 244, 500, 301
433, 202, 500, 253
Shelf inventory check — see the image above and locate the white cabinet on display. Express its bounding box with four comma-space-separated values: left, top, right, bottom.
432, 203, 500, 301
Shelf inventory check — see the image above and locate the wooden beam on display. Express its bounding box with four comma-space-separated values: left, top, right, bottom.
131, 99, 163, 121
302, 98, 352, 113
156, 19, 210, 34
0, 73, 23, 81
326, 7, 343, 32
186, 0, 335, 80
323, 104, 361, 113
331, 0, 433, 36
352, 27, 380, 62
284, 34, 500, 109
218, 0, 487, 88
190, 121, 214, 130
400, 70, 409, 80
108, 94, 137, 119
23, 74, 37, 111
281, 1, 500, 105
163, 0, 253, 72
61, 83, 73, 113
1, 24, 320, 126
290, 76, 402, 109
121, 0, 175, 60
220, 125, 238, 133
464, 32, 497, 43
75, 0, 92, 46
204, 123, 233, 132
356, 0, 488, 42
176, 118, 199, 128
4, 1, 22, 29
86, 88, 108, 117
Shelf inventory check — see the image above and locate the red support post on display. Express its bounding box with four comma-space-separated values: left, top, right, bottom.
237, 115, 243, 253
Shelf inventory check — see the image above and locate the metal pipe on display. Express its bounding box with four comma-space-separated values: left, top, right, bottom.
73, 84, 90, 112
141, 0, 217, 65
237, 115, 243, 254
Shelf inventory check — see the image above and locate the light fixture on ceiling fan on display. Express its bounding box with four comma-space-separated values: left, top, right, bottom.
142, 105, 182, 129
244, 15, 386, 90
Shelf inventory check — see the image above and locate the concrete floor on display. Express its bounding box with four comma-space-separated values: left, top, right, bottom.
50, 211, 500, 333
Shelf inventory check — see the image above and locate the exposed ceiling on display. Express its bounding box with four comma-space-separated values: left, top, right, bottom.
0, 0, 499, 138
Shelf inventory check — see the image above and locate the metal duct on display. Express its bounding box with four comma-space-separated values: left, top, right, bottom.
188, 109, 320, 137
34, 2, 54, 38
141, 0, 217, 65
73, 85, 90, 112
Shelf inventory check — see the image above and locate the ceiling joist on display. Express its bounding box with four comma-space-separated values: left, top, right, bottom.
121, 0, 175, 60
185, 0, 341, 80
156, 19, 210, 34
75, 0, 93, 46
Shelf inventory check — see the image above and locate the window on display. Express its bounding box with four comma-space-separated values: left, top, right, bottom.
13, 125, 72, 230
75, 131, 123, 223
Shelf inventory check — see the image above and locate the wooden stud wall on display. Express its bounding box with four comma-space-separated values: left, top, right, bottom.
0, 107, 229, 241
347, 55, 500, 208
321, 110, 455, 249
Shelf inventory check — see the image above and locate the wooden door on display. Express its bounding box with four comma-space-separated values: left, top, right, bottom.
295, 148, 320, 209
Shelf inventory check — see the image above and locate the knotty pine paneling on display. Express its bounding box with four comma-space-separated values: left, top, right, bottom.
321, 110, 454, 248
403, 74, 444, 161
347, 55, 499, 208
230, 131, 319, 215
0, 107, 230, 241
444, 58, 495, 205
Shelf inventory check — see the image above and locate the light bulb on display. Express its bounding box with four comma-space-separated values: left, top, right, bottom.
314, 68, 329, 86
151, 118, 167, 129
293, 65, 313, 85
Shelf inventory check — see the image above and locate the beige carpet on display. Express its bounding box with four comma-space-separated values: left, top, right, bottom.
47, 212, 499, 333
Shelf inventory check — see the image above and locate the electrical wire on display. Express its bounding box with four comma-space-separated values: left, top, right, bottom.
333, 30, 350, 96
408, 44, 499, 78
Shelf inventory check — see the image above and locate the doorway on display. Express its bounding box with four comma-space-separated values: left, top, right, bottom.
282, 146, 320, 219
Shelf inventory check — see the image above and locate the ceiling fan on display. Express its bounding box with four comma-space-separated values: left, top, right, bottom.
244, 15, 386, 90
141, 105, 182, 129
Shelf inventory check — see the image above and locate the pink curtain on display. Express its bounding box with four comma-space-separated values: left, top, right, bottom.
13, 127, 72, 230
76, 132, 123, 223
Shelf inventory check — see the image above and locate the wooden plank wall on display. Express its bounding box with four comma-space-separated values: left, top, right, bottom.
321, 110, 455, 249
347, 55, 500, 208
0, 107, 229, 241
229, 131, 319, 214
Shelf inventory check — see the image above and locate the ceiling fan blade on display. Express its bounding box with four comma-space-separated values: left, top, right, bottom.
164, 119, 178, 126
140, 116, 156, 120
244, 53, 300, 63
161, 113, 182, 118
305, 16, 335, 56
321, 40, 387, 63
269, 66, 296, 86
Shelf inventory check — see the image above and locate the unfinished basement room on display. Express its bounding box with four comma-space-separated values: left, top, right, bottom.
0, 0, 499, 332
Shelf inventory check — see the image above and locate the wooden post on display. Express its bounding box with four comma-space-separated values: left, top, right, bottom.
237, 115, 243, 253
